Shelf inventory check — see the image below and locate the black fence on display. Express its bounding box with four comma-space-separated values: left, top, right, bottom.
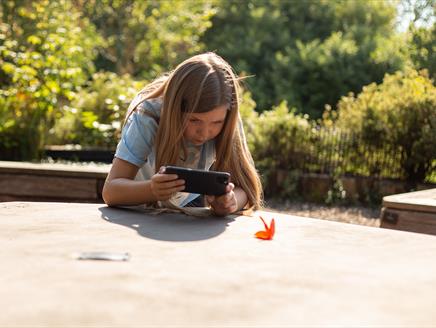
282, 128, 404, 179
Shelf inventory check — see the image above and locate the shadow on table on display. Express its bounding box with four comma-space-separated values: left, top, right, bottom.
98, 206, 235, 242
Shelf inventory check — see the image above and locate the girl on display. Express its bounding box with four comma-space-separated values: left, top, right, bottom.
102, 52, 262, 216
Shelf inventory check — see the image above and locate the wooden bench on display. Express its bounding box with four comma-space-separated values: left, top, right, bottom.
381, 188, 436, 235
0, 161, 110, 203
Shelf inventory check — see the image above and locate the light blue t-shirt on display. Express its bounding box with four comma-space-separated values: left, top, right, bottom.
115, 98, 216, 207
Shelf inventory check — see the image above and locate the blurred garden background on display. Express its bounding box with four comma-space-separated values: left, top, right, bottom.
0, 0, 435, 219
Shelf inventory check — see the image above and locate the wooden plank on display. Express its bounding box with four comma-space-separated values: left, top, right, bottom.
0, 194, 104, 203
0, 173, 97, 199
96, 179, 105, 199
382, 188, 436, 213
381, 207, 436, 235
0, 161, 110, 178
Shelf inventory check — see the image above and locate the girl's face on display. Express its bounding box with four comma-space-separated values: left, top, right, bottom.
183, 105, 228, 146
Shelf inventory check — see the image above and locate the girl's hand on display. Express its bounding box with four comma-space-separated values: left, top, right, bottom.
150, 167, 185, 201
206, 183, 238, 216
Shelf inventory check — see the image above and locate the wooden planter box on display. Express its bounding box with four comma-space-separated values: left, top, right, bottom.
381, 188, 436, 236
0, 161, 110, 203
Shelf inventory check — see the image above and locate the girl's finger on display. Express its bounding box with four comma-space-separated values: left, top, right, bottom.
157, 185, 185, 195
216, 191, 233, 205
156, 187, 183, 199
153, 173, 179, 182
154, 179, 185, 189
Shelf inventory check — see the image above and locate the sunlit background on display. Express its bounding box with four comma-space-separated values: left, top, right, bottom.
0, 0, 434, 203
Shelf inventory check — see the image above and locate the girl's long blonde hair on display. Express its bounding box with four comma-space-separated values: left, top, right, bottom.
125, 52, 263, 210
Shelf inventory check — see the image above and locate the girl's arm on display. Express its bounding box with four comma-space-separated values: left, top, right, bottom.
102, 158, 185, 206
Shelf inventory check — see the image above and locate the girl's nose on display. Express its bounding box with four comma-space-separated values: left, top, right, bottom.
197, 127, 209, 139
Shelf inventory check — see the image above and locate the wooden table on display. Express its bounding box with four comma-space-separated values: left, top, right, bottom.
1, 202, 436, 327
381, 188, 436, 235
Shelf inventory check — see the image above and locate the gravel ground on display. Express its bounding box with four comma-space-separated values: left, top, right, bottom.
264, 199, 381, 227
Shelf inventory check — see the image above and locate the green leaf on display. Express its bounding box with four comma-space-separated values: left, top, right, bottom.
27, 35, 42, 45
1, 62, 15, 74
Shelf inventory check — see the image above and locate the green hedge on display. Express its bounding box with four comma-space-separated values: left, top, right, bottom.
241, 68, 436, 199
332, 68, 436, 184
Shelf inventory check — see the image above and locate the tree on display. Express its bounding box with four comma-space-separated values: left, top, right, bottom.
396, 0, 435, 79
202, 0, 407, 118
407, 23, 436, 80
396, 0, 435, 29
74, 0, 215, 79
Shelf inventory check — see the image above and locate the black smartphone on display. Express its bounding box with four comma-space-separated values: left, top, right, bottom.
164, 165, 230, 196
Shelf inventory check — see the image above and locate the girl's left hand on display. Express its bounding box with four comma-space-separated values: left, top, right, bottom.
206, 183, 238, 216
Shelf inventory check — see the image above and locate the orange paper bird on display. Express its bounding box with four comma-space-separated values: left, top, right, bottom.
255, 216, 275, 240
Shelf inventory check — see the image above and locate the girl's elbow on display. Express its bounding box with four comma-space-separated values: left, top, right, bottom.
102, 183, 115, 207
102, 194, 113, 207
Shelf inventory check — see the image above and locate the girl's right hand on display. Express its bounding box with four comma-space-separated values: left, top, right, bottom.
150, 167, 185, 201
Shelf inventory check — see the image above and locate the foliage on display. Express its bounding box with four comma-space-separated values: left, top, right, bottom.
241, 99, 315, 197
407, 24, 436, 79
427, 161, 436, 183
48, 72, 145, 148
74, 0, 216, 79
238, 89, 258, 148
325, 169, 347, 206
240, 70, 435, 201
202, 0, 407, 118
332, 68, 436, 185
0, 0, 101, 160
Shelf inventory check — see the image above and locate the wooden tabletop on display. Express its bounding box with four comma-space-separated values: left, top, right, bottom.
1, 202, 436, 327
383, 188, 436, 213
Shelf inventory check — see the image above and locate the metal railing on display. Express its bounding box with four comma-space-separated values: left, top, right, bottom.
283, 128, 404, 179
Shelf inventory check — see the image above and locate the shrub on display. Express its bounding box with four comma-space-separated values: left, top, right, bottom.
0, 1, 101, 160
47, 71, 145, 149
333, 68, 436, 185
241, 99, 315, 198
